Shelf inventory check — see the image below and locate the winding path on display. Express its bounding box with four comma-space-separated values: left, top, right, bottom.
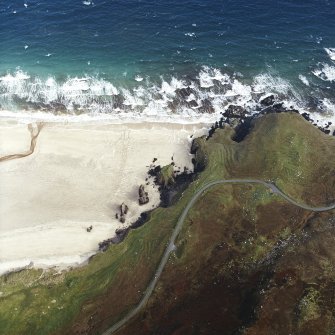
102, 179, 335, 335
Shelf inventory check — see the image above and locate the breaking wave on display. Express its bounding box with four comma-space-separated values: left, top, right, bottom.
0, 66, 334, 129
313, 63, 335, 83
325, 48, 335, 62
312, 47, 335, 83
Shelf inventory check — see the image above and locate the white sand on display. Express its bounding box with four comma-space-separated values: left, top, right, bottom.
0, 121, 32, 157
0, 120, 208, 275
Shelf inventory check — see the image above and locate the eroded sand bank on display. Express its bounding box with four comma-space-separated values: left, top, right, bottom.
0, 120, 208, 274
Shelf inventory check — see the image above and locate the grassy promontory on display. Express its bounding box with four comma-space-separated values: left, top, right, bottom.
0, 113, 334, 335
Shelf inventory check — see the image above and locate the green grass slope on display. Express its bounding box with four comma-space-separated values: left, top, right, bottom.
0, 113, 334, 335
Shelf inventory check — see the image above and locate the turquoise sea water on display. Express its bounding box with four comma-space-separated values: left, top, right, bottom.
0, 0, 334, 120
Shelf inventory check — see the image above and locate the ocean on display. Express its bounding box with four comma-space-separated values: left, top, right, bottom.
0, 0, 335, 124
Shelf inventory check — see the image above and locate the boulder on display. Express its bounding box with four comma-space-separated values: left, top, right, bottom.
113, 94, 125, 109
148, 165, 161, 177
272, 103, 286, 112
120, 202, 128, 216
223, 105, 246, 119
139, 184, 149, 205
301, 112, 311, 122
187, 100, 198, 108
261, 103, 286, 115
260, 94, 275, 106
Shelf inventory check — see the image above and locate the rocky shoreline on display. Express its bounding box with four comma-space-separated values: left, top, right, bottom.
98, 98, 334, 253
99, 164, 196, 251
212, 95, 334, 141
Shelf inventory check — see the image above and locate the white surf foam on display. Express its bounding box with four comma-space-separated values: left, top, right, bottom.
299, 74, 310, 86
313, 63, 335, 82
198, 66, 230, 88
0, 66, 334, 128
0, 109, 219, 125
325, 48, 335, 62
135, 75, 144, 82
253, 73, 298, 97
309, 98, 335, 134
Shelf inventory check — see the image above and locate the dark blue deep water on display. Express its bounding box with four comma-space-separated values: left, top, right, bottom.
0, 0, 335, 120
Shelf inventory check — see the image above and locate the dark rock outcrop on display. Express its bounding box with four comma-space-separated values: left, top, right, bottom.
207, 125, 216, 139
119, 202, 129, 223
223, 105, 246, 119
131, 212, 150, 229
98, 228, 130, 251
231, 117, 254, 143
160, 172, 195, 208
120, 203, 128, 215
260, 103, 287, 115
200, 99, 215, 113
139, 185, 149, 205
260, 94, 275, 106
187, 100, 198, 108
112, 94, 125, 109
301, 112, 312, 122
148, 165, 161, 177
191, 137, 208, 172
175, 87, 194, 100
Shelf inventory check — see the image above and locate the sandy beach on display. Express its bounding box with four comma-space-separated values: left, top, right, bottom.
0, 119, 208, 275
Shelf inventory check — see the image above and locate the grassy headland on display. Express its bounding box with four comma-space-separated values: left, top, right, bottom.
0, 113, 334, 335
